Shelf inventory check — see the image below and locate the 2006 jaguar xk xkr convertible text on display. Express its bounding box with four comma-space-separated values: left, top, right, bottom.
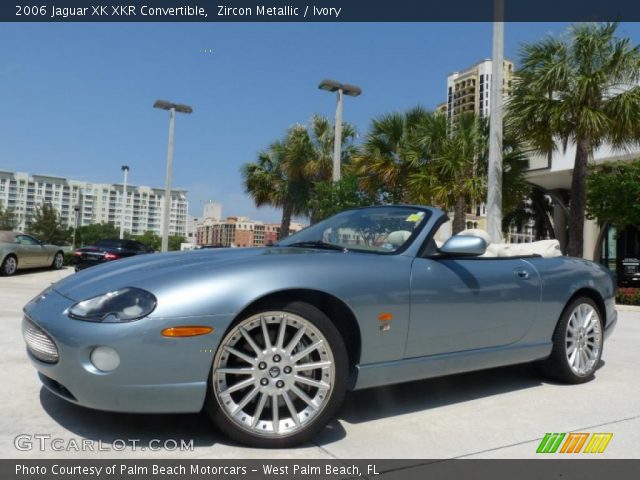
22, 206, 616, 447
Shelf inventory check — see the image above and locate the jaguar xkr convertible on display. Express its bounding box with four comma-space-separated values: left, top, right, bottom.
22, 206, 616, 447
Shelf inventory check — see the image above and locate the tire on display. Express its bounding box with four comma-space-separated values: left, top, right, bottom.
1, 255, 18, 276
538, 296, 604, 384
205, 301, 348, 448
51, 252, 64, 270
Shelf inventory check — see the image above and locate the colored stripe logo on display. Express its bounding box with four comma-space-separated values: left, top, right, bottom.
537, 433, 612, 454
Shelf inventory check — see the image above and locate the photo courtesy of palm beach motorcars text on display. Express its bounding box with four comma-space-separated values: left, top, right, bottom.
1, 0, 640, 479
14, 461, 376, 477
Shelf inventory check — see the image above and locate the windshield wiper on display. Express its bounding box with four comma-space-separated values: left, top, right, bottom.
279, 241, 347, 252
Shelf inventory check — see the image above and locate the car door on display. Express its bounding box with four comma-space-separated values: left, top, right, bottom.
15, 235, 48, 267
406, 255, 542, 359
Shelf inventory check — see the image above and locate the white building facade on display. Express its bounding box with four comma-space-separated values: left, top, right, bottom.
0, 170, 188, 237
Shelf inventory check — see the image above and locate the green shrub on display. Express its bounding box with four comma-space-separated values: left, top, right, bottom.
63, 252, 75, 266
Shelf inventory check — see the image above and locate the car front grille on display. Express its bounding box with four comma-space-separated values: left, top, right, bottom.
22, 317, 59, 364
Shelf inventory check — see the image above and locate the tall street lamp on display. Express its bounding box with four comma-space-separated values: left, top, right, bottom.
119, 165, 129, 239
318, 79, 362, 182
153, 100, 193, 252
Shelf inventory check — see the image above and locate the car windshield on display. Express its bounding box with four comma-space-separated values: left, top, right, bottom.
277, 206, 430, 254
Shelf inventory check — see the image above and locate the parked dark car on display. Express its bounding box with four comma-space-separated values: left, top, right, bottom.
73, 239, 153, 271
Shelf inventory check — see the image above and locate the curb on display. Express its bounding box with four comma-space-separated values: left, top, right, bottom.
615, 304, 640, 312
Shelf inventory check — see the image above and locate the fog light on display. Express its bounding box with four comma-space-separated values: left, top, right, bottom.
90, 346, 120, 372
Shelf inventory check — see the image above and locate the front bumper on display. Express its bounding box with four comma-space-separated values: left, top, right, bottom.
23, 289, 232, 413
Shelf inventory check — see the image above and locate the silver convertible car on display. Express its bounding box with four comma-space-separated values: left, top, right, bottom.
22, 206, 616, 447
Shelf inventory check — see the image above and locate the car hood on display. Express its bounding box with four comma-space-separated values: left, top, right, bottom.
53, 246, 336, 301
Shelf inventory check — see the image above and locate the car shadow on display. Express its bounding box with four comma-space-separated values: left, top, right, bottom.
334, 363, 544, 426
39, 387, 346, 449
39, 388, 223, 448
39, 361, 605, 449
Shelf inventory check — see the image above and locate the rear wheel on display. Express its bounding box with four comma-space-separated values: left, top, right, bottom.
1, 255, 18, 276
205, 301, 348, 448
52, 252, 64, 270
538, 297, 603, 384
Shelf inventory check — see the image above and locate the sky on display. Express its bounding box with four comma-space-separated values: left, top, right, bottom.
2, 22, 640, 222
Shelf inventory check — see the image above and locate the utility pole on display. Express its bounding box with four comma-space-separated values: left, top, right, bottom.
487, 0, 504, 243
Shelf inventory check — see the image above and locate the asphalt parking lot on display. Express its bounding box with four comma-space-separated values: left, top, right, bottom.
1, 269, 639, 459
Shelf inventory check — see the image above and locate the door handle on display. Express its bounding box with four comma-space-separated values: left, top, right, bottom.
514, 268, 529, 279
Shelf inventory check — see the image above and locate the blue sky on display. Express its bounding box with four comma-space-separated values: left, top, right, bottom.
2, 22, 640, 222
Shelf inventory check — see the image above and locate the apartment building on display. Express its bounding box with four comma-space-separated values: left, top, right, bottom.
445, 58, 514, 121
196, 216, 304, 247
0, 170, 188, 237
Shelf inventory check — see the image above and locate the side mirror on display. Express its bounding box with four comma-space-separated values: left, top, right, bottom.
439, 235, 487, 257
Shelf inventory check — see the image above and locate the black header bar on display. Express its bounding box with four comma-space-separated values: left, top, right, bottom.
2, 0, 640, 22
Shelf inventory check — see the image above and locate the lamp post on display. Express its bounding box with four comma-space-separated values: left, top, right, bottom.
72, 204, 80, 250
486, 0, 505, 243
318, 79, 362, 182
119, 165, 129, 239
153, 100, 192, 252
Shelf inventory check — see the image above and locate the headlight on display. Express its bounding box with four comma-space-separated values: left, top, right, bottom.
68, 287, 157, 322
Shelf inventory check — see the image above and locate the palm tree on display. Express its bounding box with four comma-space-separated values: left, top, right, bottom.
241, 141, 298, 239
278, 115, 357, 224
353, 106, 431, 203
508, 22, 640, 257
242, 115, 356, 235
409, 112, 488, 234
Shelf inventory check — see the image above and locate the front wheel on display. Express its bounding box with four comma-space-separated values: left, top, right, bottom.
205, 301, 348, 448
538, 297, 604, 384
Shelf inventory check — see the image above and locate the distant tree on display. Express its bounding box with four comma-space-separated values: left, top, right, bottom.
308, 174, 379, 222
587, 159, 640, 230
135, 231, 161, 251
0, 205, 19, 230
26, 203, 71, 245
76, 222, 119, 246
168, 235, 186, 252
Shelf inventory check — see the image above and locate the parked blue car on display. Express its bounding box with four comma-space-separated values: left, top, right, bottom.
22, 206, 616, 447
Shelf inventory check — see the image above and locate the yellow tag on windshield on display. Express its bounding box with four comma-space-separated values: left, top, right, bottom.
406, 212, 425, 223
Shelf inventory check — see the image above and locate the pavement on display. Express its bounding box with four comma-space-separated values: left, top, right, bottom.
1, 268, 638, 459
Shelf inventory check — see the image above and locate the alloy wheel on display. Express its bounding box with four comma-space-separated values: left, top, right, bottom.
4, 257, 17, 275
54, 253, 64, 269
565, 303, 602, 376
212, 311, 335, 438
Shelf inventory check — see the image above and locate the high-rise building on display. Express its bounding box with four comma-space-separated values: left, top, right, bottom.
445, 58, 514, 122
202, 201, 222, 221
0, 170, 188, 237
